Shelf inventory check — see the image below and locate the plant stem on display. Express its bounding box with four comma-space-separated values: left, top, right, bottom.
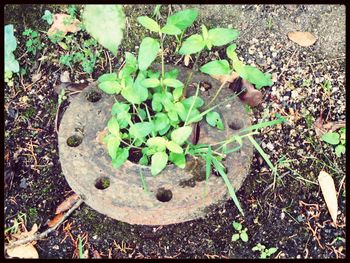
182, 50, 202, 99
159, 32, 165, 90
184, 83, 200, 125
206, 79, 228, 109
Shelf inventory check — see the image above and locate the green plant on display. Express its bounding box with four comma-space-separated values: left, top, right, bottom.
42, 10, 53, 25
82, 6, 281, 215
252, 243, 278, 259
22, 28, 43, 55
321, 128, 346, 157
5, 24, 20, 86
4, 212, 27, 235
231, 221, 248, 242
322, 79, 332, 95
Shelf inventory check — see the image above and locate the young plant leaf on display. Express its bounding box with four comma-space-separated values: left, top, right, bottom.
200, 60, 230, 75
98, 73, 118, 82
232, 221, 242, 231
141, 78, 160, 88
137, 16, 160, 32
179, 34, 205, 55
166, 141, 183, 154
154, 112, 170, 131
226, 43, 237, 60
167, 8, 198, 31
120, 52, 137, 77
98, 80, 121, 95
107, 117, 120, 136
173, 87, 183, 101
147, 137, 167, 152
161, 24, 181, 35
321, 132, 340, 145
240, 232, 248, 242
107, 135, 120, 159
182, 96, 204, 108
169, 152, 186, 168
206, 111, 224, 130
129, 122, 153, 139
231, 234, 240, 242
171, 126, 192, 145
151, 152, 168, 176
5, 24, 20, 73
335, 144, 345, 157
83, 5, 125, 55
208, 28, 239, 46
112, 147, 129, 169
163, 78, 184, 88
138, 37, 160, 71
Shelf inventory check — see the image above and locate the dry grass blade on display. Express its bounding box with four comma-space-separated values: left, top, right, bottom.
318, 170, 338, 225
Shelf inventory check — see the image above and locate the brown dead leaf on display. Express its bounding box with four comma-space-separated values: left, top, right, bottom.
31, 72, 42, 83
12, 223, 38, 240
313, 116, 345, 137
190, 122, 200, 145
211, 72, 239, 84
318, 170, 338, 225
55, 193, 80, 214
240, 79, 263, 107
96, 128, 109, 145
7, 244, 39, 259
287, 31, 317, 47
48, 14, 80, 37
184, 55, 191, 66
47, 213, 64, 228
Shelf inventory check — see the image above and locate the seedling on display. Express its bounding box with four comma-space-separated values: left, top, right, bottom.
321, 127, 346, 157
231, 221, 248, 242
322, 79, 332, 95
22, 28, 43, 55
42, 10, 53, 25
252, 243, 278, 259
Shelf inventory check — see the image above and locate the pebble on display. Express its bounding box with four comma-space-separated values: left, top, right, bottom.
248, 46, 256, 55
53, 245, 59, 250
291, 90, 299, 99
272, 52, 278, 58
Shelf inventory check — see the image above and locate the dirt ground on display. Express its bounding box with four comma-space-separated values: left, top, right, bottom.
4, 4, 346, 259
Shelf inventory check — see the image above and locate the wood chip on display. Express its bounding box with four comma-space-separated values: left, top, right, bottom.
318, 170, 338, 225
55, 193, 80, 214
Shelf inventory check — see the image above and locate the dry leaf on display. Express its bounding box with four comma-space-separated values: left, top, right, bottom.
318, 170, 338, 225
96, 128, 109, 145
7, 244, 39, 259
211, 72, 239, 84
31, 72, 42, 83
287, 31, 317, 47
47, 213, 64, 228
313, 116, 345, 137
184, 55, 191, 66
240, 79, 263, 107
55, 193, 80, 214
92, 250, 102, 259
60, 71, 71, 83
48, 14, 80, 37
190, 122, 200, 145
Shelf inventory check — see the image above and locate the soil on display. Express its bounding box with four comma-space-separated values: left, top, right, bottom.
4, 4, 346, 259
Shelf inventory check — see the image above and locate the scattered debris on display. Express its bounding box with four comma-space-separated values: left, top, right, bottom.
55, 193, 80, 214
48, 14, 81, 37
6, 243, 39, 259
313, 116, 345, 137
47, 213, 64, 228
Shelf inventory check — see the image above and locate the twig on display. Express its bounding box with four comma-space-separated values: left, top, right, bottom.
277, 48, 298, 80
5, 198, 84, 250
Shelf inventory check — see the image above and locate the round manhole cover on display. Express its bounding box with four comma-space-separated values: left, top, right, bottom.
58, 65, 253, 225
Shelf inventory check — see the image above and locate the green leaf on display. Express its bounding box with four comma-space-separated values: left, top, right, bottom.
120, 52, 137, 77
141, 78, 160, 88
121, 81, 146, 104
206, 111, 224, 130
231, 234, 240, 242
107, 135, 120, 160
321, 132, 340, 145
112, 101, 130, 115
137, 16, 160, 32
163, 78, 184, 88
42, 10, 53, 25
171, 126, 192, 145
147, 137, 167, 152
164, 68, 179, 79
335, 144, 345, 157
139, 154, 149, 165
182, 96, 204, 109
179, 34, 205, 55
173, 87, 183, 101
226, 44, 237, 60
154, 113, 170, 131
152, 93, 163, 112
112, 147, 129, 169
260, 252, 267, 259
169, 152, 186, 168
267, 248, 278, 255
232, 221, 242, 231
98, 80, 121, 94
5, 24, 20, 73
132, 71, 149, 103
239, 65, 273, 89
168, 109, 179, 122
166, 141, 183, 154
129, 122, 153, 139
107, 117, 120, 136
200, 60, 230, 75
151, 152, 168, 176
82, 5, 125, 55
167, 8, 198, 30
208, 28, 239, 46
240, 232, 248, 242
161, 24, 181, 35
138, 37, 160, 71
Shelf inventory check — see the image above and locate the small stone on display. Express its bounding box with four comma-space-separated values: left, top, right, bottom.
266, 142, 274, 151
20, 178, 28, 189
291, 90, 299, 99
266, 57, 272, 64
53, 245, 59, 250
248, 46, 256, 55
272, 52, 277, 58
